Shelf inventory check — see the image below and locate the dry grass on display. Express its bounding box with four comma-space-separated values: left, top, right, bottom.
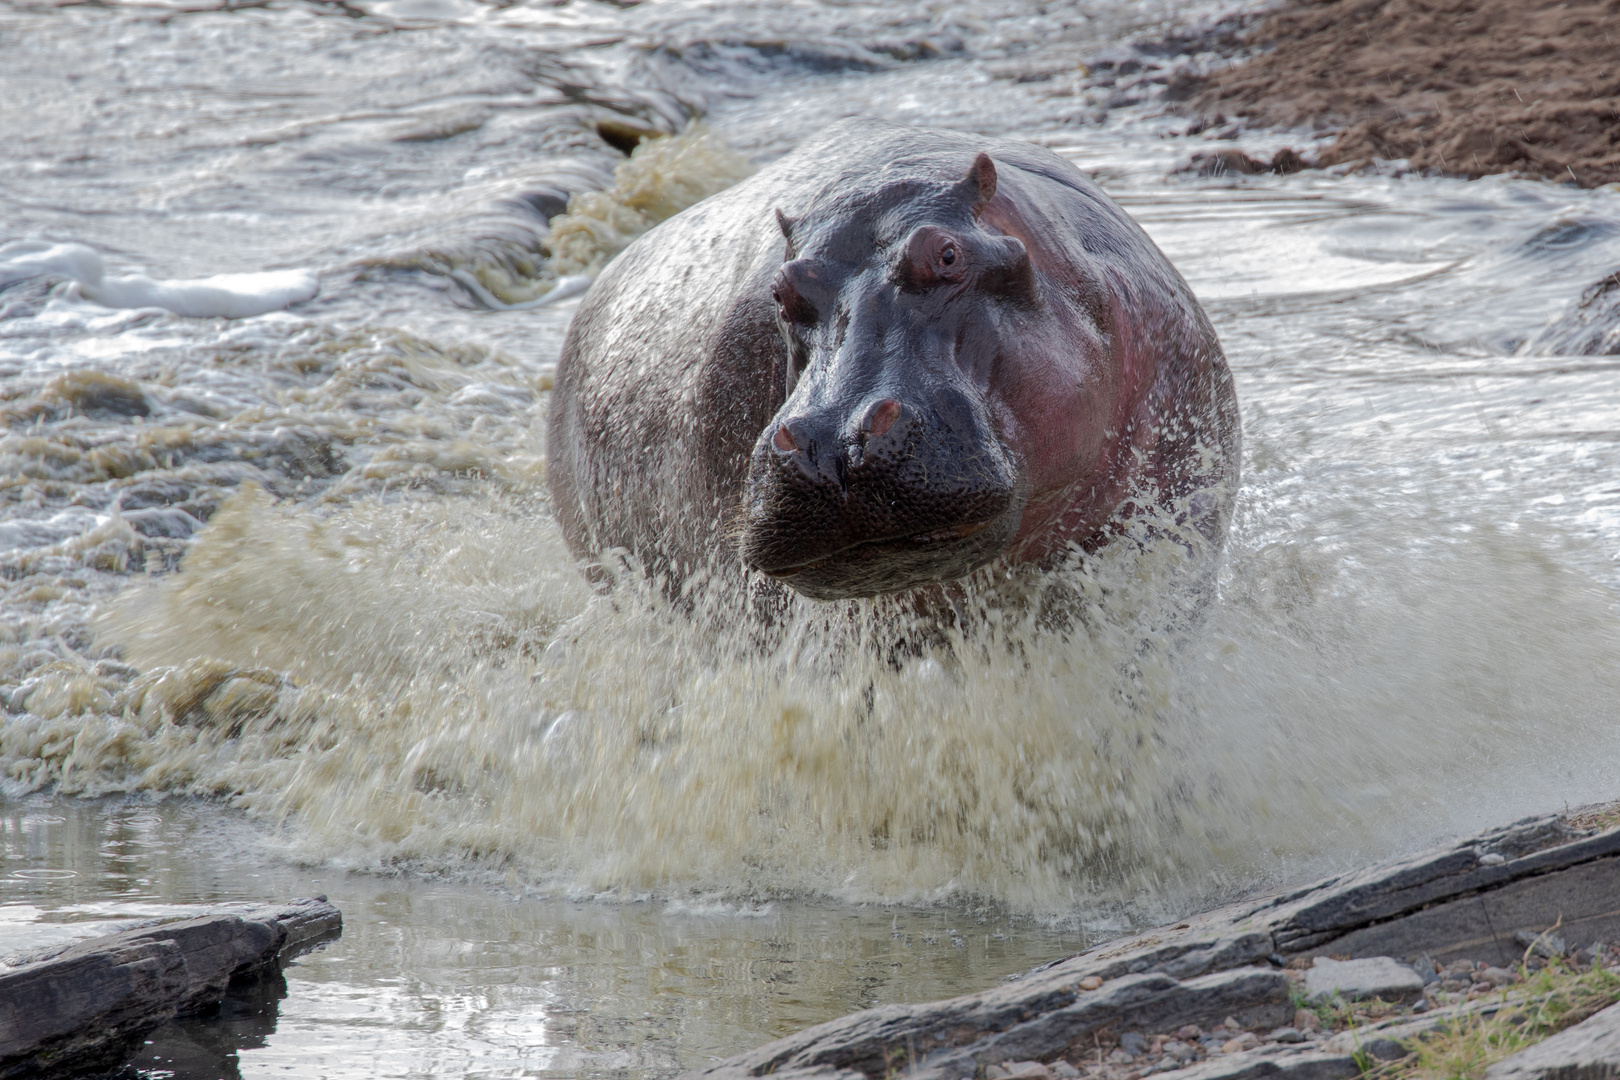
1565, 799, 1620, 833
1372, 959, 1620, 1080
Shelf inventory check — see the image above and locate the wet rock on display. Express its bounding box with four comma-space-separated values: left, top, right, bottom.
1304, 957, 1426, 1004
682, 814, 1620, 1080
1484, 1001, 1620, 1080
1180, 149, 1267, 176
1175, 148, 1315, 178
0, 897, 341, 1080
683, 967, 1291, 1080
1528, 274, 1620, 355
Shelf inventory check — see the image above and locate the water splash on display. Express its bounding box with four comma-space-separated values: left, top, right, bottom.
22, 462, 1606, 919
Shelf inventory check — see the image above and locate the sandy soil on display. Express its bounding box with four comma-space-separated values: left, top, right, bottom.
1186, 0, 1620, 187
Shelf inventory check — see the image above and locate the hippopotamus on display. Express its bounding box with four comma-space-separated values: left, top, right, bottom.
547, 119, 1239, 603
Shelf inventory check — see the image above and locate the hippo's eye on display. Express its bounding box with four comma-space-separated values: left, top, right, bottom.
772, 279, 817, 327
897, 227, 968, 290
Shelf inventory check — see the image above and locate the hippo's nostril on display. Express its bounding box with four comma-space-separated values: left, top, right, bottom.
864, 398, 902, 440
773, 424, 799, 453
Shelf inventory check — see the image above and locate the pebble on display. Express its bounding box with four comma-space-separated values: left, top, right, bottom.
1120, 1033, 1148, 1057
1053, 1063, 1080, 1079
1002, 1060, 1052, 1079
1294, 1009, 1320, 1032
1267, 1027, 1305, 1044
1079, 975, 1105, 991
1223, 1033, 1260, 1053
1163, 1041, 1197, 1063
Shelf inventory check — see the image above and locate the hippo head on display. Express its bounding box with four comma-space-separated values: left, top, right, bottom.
737, 154, 1037, 601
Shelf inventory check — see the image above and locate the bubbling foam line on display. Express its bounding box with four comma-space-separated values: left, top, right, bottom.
0, 241, 318, 319
42, 470, 1620, 920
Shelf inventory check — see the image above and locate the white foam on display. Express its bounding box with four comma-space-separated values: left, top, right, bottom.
0, 240, 319, 319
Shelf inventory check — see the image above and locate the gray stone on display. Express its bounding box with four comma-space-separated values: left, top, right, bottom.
679, 816, 1620, 1080
1485, 1002, 1620, 1080
1304, 957, 1426, 1004
1169, 1048, 1361, 1080
1515, 930, 1568, 960
680, 967, 1291, 1080
0, 896, 340, 1080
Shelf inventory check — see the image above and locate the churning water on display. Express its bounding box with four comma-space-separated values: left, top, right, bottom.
3, 0, 1620, 1074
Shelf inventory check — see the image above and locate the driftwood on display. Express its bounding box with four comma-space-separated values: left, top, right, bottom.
0, 896, 341, 1080
682, 815, 1620, 1080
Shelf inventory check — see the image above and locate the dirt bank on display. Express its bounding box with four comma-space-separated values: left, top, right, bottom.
1186, 0, 1620, 187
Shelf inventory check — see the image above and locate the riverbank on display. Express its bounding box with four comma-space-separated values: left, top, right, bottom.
684, 805, 1620, 1080
1182, 0, 1620, 186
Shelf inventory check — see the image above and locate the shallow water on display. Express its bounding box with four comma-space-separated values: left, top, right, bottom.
4, 0, 1620, 1074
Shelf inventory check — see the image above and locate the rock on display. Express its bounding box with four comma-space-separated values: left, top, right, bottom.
1484, 1001, 1620, 1080
1478, 967, 1517, 988
1224, 1033, 1260, 1053
1267, 1028, 1304, 1044
1304, 957, 1426, 1004
679, 814, 1620, 1080
681, 967, 1290, 1080
1165, 1040, 1198, 1061
1053, 1061, 1081, 1078
1003, 1061, 1052, 1078
0, 897, 341, 1080
1269, 148, 1309, 174
1171, 1049, 1361, 1080
1179, 149, 1267, 176
1080, 976, 1105, 991
1514, 930, 1567, 960
1294, 1010, 1320, 1032
1256, 817, 1620, 963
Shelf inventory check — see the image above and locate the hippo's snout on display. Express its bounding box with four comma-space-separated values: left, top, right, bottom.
738, 387, 1024, 600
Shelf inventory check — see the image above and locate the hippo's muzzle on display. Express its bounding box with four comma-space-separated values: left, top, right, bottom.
738, 386, 1025, 600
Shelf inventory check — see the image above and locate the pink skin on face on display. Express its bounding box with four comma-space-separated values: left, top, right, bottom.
977, 192, 1154, 562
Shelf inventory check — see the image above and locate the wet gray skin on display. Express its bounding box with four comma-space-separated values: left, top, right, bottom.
736, 162, 1030, 600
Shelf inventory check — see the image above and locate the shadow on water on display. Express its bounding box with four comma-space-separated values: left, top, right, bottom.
126, 972, 290, 1080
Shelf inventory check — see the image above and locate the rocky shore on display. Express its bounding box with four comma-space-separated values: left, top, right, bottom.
680, 810, 1620, 1080
0, 896, 341, 1080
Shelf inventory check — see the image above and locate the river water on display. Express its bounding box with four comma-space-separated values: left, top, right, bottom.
4, 0, 1620, 1075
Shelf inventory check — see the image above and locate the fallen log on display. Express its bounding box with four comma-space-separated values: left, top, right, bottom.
0, 896, 341, 1080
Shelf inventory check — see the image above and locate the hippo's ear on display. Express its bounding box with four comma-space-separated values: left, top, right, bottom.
774, 208, 798, 259
954, 153, 998, 217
